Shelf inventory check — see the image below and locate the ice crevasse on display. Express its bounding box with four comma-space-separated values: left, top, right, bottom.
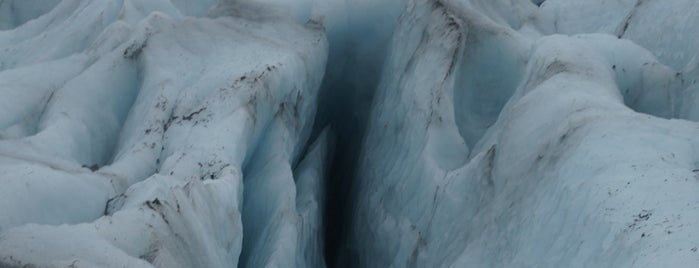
0, 0, 699, 267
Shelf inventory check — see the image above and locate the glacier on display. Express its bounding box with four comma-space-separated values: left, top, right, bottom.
0, 0, 698, 267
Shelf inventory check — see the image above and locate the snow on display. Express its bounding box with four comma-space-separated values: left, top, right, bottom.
1, 0, 699, 267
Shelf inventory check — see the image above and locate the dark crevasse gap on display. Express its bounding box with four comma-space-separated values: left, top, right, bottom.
305, 5, 403, 266
311, 38, 387, 268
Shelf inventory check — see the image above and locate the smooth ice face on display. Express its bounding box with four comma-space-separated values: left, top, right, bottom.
1, 0, 699, 267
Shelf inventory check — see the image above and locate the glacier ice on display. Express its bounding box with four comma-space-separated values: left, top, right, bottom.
345, 0, 699, 267
0, 0, 328, 267
0, 0, 698, 267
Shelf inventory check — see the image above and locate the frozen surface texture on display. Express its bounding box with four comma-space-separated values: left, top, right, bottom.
0, 1, 329, 267
349, 0, 699, 267
0, 0, 698, 267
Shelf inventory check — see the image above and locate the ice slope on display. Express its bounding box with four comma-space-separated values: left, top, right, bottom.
536, 0, 699, 121
0, 0, 62, 30
537, 0, 699, 70
348, 0, 699, 267
0, 0, 332, 267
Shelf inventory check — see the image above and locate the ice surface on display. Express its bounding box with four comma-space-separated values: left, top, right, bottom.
347, 0, 699, 267
0, 0, 62, 30
537, 0, 699, 120
0, 0, 329, 267
1, 0, 698, 267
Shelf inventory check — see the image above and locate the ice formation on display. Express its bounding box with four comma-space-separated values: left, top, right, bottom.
0, 0, 698, 267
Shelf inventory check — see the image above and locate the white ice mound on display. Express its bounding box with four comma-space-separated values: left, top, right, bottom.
348, 0, 699, 267
0, 0, 330, 267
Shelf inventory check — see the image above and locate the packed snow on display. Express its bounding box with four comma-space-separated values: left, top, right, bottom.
0, 0, 698, 267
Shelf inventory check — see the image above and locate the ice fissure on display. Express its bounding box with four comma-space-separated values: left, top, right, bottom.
1, 0, 699, 267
